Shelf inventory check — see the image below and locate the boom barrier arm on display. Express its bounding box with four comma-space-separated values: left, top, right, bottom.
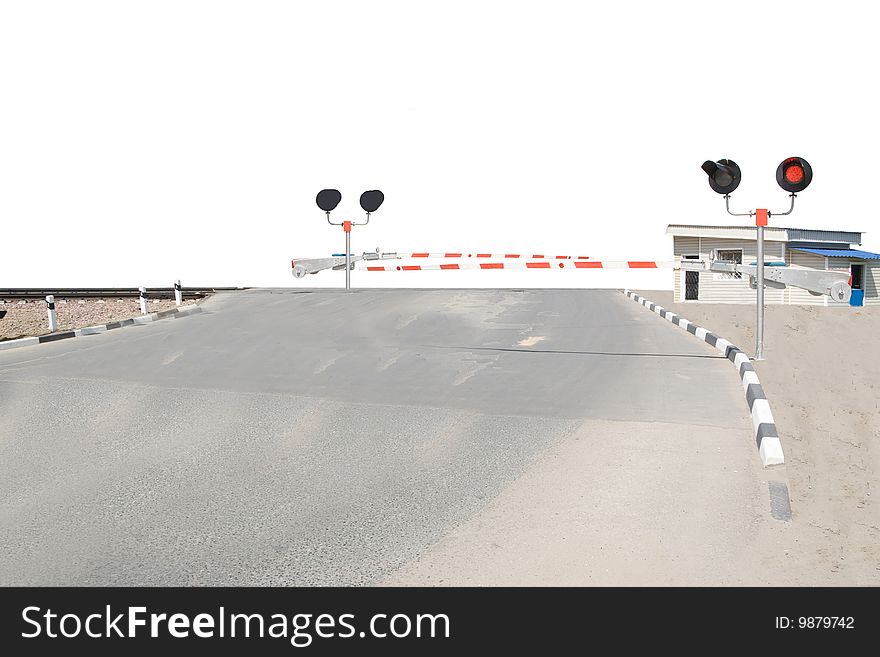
679, 257, 852, 302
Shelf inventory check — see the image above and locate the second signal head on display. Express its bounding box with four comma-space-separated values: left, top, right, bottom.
776, 157, 812, 193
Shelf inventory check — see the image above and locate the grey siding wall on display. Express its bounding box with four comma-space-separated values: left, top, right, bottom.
826, 257, 854, 307
865, 263, 880, 306
785, 249, 827, 306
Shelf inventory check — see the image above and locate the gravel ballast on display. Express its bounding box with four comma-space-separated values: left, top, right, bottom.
0, 298, 198, 341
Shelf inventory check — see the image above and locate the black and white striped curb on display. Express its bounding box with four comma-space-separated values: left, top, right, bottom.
622, 289, 784, 467
0, 304, 202, 352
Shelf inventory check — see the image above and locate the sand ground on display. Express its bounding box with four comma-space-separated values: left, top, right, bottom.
387, 291, 880, 585
638, 292, 880, 584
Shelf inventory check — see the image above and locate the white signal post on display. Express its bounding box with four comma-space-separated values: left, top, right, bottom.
756, 210, 767, 361
324, 218, 359, 291
344, 222, 352, 290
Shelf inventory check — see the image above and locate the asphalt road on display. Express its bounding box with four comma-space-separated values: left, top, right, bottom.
0, 289, 761, 585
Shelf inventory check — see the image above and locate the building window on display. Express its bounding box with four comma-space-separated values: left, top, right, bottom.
716, 249, 743, 279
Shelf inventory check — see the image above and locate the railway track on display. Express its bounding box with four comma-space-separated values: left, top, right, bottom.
0, 287, 246, 300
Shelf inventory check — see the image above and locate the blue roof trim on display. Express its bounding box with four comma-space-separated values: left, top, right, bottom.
792, 247, 880, 260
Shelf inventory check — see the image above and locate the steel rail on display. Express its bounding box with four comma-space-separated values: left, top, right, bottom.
0, 287, 245, 300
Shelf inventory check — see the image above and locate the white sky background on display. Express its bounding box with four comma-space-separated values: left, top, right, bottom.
1, 1, 878, 289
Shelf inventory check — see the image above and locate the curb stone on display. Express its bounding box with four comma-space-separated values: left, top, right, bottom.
622, 289, 784, 467
0, 305, 203, 352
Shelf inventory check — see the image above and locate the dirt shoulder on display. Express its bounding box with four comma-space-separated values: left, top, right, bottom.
386, 418, 767, 586
387, 290, 879, 585
0, 298, 198, 341
633, 290, 880, 584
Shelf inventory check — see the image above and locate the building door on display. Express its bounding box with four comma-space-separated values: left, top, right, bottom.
684, 255, 699, 300
850, 264, 865, 307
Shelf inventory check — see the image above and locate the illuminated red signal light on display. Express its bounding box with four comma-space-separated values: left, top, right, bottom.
784, 165, 804, 184
776, 156, 812, 193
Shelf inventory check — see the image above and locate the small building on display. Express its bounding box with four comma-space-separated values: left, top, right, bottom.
666, 224, 880, 306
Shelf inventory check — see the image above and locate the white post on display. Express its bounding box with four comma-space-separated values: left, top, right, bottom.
345, 230, 351, 291
756, 225, 765, 360
174, 279, 182, 306
46, 295, 57, 332
139, 286, 148, 315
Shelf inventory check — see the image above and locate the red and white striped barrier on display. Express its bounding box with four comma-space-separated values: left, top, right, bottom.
396, 253, 592, 260
360, 261, 673, 271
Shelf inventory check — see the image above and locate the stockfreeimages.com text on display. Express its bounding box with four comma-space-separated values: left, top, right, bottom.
22, 606, 450, 647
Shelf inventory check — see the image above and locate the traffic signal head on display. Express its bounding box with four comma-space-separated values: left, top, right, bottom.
359, 190, 384, 213
776, 157, 812, 193
701, 159, 742, 195
316, 189, 342, 212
